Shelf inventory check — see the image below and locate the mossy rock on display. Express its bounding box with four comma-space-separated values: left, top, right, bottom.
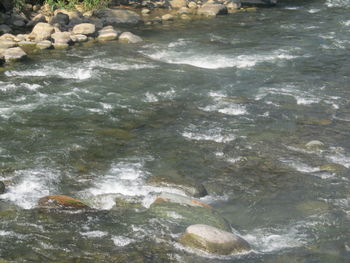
97, 128, 134, 140
38, 195, 90, 210
297, 118, 332, 126
149, 200, 230, 231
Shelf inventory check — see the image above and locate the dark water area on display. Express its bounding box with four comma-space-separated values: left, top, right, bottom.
0, 0, 350, 262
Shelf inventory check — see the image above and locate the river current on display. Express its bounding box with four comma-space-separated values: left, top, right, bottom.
0, 0, 350, 262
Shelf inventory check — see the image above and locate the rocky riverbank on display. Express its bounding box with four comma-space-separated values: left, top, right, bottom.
0, 0, 276, 66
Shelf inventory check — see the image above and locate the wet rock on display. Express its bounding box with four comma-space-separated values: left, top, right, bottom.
38, 195, 89, 210
170, 0, 187, 8
197, 3, 228, 16
94, 8, 142, 26
70, 34, 88, 43
0, 24, 11, 34
178, 7, 191, 14
0, 181, 5, 194
146, 175, 208, 197
36, 40, 52, 49
30, 22, 55, 42
153, 192, 212, 208
3, 47, 27, 62
97, 26, 120, 41
119, 32, 143, 43
296, 200, 329, 216
181, 14, 192, 20
18, 41, 36, 48
0, 34, 16, 41
305, 140, 325, 151
149, 195, 230, 231
72, 23, 96, 36
297, 117, 332, 126
179, 224, 251, 255
162, 14, 175, 21
226, 0, 241, 10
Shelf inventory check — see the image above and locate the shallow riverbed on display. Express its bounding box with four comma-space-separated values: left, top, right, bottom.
0, 0, 350, 262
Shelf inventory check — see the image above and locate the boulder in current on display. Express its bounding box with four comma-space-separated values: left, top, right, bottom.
119, 32, 143, 43
38, 195, 89, 210
179, 224, 251, 255
3, 47, 27, 62
0, 181, 5, 194
197, 3, 228, 16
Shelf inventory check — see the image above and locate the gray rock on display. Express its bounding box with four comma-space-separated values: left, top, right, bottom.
0, 181, 5, 194
180, 224, 251, 255
197, 3, 228, 16
36, 40, 52, 50
94, 8, 142, 26
0, 24, 12, 34
152, 192, 212, 208
50, 12, 70, 26
119, 32, 143, 43
170, 0, 187, 8
18, 41, 36, 49
3, 47, 27, 62
51, 31, 71, 43
72, 23, 96, 36
30, 22, 55, 42
12, 19, 26, 27
27, 14, 47, 27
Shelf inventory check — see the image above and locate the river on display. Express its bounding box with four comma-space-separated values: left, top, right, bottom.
0, 0, 349, 262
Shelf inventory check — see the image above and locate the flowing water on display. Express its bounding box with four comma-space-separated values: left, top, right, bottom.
1, 0, 350, 262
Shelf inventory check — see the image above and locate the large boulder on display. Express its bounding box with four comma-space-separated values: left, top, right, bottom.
30, 22, 55, 42
94, 8, 142, 26
0, 181, 5, 194
51, 31, 71, 49
197, 3, 228, 16
38, 195, 89, 210
118, 32, 143, 43
153, 192, 212, 208
27, 14, 47, 27
72, 23, 96, 36
180, 224, 251, 255
36, 40, 52, 50
0, 40, 17, 49
50, 12, 70, 27
3, 47, 27, 62
0, 24, 12, 34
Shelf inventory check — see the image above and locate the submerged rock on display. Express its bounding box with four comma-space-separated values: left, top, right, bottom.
3, 47, 27, 62
149, 193, 230, 231
319, 163, 345, 173
146, 175, 208, 197
240, 0, 277, 7
197, 3, 228, 16
0, 181, 5, 194
38, 195, 89, 210
180, 224, 251, 255
119, 32, 143, 43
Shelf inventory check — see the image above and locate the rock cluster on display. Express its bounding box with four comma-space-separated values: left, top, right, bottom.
0, 7, 143, 64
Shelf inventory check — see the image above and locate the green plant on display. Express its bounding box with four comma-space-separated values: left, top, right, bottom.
14, 0, 26, 10
44, 0, 109, 11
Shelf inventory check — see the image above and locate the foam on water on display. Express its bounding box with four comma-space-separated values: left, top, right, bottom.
111, 236, 134, 247
279, 158, 321, 173
182, 126, 236, 143
6, 67, 92, 80
80, 231, 108, 238
326, 152, 350, 168
242, 224, 308, 253
87, 59, 157, 71
0, 168, 60, 209
142, 48, 298, 69
81, 160, 186, 210
326, 0, 350, 7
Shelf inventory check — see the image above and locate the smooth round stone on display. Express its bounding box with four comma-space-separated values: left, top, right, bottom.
305, 140, 325, 151
0, 181, 5, 194
3, 47, 27, 62
70, 34, 88, 43
180, 224, 251, 255
118, 32, 143, 43
72, 23, 96, 36
162, 14, 174, 21
38, 195, 89, 210
53, 42, 69, 49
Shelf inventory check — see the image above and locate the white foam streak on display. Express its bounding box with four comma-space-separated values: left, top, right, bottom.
182, 127, 235, 143
6, 67, 92, 80
112, 236, 134, 247
81, 231, 108, 238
